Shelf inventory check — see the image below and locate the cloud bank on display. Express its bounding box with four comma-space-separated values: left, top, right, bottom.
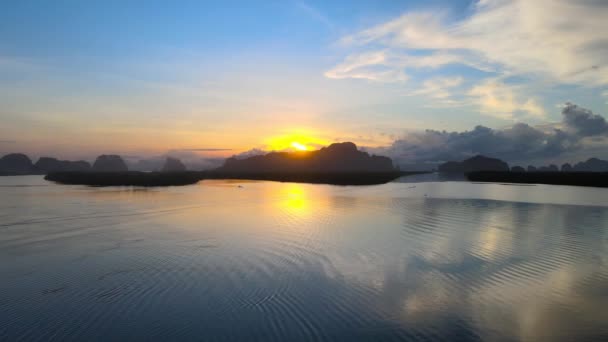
367, 103, 608, 167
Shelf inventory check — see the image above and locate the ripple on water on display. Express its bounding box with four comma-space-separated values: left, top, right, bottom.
1, 180, 608, 341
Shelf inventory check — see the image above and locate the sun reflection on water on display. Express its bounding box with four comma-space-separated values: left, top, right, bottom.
280, 183, 311, 214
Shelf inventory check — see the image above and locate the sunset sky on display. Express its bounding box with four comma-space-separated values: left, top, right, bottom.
1, 0, 607, 165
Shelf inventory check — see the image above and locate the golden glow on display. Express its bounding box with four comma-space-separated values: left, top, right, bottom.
265, 131, 331, 151
291, 142, 308, 151
271, 183, 313, 216
286, 184, 307, 210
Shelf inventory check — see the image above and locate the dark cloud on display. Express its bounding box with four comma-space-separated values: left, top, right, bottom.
561, 102, 608, 137
368, 103, 605, 167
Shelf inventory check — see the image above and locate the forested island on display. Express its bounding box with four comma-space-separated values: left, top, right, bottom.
6, 146, 608, 187
41, 142, 422, 186
438, 155, 608, 188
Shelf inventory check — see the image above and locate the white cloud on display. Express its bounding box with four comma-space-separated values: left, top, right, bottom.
412, 76, 464, 99
468, 79, 546, 119
327, 0, 608, 117
324, 51, 408, 82
324, 50, 492, 83
341, 12, 457, 49
459, 0, 608, 85
334, 0, 608, 86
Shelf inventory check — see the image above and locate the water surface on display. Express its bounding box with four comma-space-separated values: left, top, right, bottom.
1, 176, 608, 341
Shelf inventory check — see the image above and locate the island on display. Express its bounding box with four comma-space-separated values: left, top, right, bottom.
35, 157, 91, 172
218, 142, 395, 173
437, 155, 608, 187
0, 153, 37, 175
43, 142, 424, 186
161, 157, 187, 172
438, 155, 509, 173
92, 155, 128, 172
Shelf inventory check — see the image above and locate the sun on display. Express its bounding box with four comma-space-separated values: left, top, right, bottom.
291, 142, 308, 151
264, 131, 329, 151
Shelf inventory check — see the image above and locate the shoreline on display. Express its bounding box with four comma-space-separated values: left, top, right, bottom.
44, 171, 427, 187
466, 171, 608, 188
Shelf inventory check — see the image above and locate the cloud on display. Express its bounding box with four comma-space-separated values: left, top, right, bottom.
0, 140, 16, 144
412, 76, 464, 99
369, 103, 605, 166
340, 11, 455, 48
334, 0, 608, 86
327, 0, 608, 118
561, 102, 608, 136
468, 79, 546, 119
324, 51, 409, 82
324, 50, 485, 83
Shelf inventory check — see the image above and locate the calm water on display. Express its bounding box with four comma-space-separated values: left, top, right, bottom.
1, 176, 608, 341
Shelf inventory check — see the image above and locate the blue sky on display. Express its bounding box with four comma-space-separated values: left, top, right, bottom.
1, 0, 607, 163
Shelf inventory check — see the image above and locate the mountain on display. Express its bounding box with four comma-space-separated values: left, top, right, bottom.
572, 158, 608, 172
129, 156, 224, 172
0, 153, 36, 175
217, 142, 395, 173
92, 155, 128, 172
538, 164, 559, 172
129, 158, 163, 171
161, 157, 187, 172
438, 155, 509, 173
35, 157, 91, 173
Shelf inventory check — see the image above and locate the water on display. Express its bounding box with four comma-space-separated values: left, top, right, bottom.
1, 176, 608, 341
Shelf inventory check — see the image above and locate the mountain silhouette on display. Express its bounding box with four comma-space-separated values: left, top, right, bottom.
35, 157, 91, 172
438, 155, 509, 173
161, 157, 187, 172
92, 155, 128, 172
572, 158, 608, 172
527, 158, 608, 172
217, 142, 395, 173
0, 153, 36, 175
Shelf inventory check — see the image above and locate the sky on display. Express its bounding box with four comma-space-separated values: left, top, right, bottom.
1, 0, 608, 166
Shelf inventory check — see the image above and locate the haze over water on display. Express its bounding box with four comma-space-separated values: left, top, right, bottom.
1, 176, 607, 341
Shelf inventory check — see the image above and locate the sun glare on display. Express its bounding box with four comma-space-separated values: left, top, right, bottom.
265, 132, 330, 151
291, 142, 308, 151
